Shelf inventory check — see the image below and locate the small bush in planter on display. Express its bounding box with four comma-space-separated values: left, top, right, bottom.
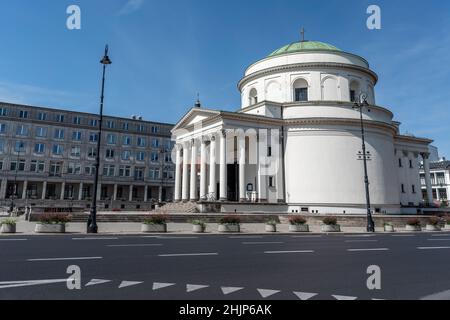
143, 214, 167, 225
1, 219, 16, 233
323, 217, 338, 226
428, 217, 440, 227
191, 220, 206, 233
220, 216, 241, 225
38, 214, 72, 225
289, 216, 307, 225
0, 219, 16, 226
444, 215, 450, 225
406, 218, 421, 227
266, 219, 278, 226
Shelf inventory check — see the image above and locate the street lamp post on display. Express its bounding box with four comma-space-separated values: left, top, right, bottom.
353, 93, 376, 233
10, 143, 23, 214
87, 45, 112, 234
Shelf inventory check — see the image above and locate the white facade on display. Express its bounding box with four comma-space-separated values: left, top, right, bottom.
171, 40, 433, 214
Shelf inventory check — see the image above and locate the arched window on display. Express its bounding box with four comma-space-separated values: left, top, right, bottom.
249, 88, 258, 105
349, 80, 360, 102
293, 78, 309, 102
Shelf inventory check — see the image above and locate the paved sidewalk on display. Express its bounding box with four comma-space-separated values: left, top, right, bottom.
0, 221, 425, 235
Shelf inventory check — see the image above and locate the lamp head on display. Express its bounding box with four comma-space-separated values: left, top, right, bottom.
100, 45, 112, 65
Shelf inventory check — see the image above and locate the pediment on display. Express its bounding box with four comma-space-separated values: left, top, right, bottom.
172, 108, 221, 131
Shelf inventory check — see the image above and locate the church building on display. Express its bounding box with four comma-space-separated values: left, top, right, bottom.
171, 36, 434, 215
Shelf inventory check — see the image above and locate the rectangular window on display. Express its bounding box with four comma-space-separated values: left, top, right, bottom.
19, 110, 29, 119
420, 174, 426, 186
87, 147, 97, 158
52, 145, 63, 155
89, 133, 98, 143
123, 136, 132, 146
122, 150, 131, 161
269, 176, 275, 188
0, 108, 8, 116
70, 146, 81, 157
73, 116, 82, 125
137, 124, 145, 132
56, 114, 65, 122
152, 138, 160, 148
267, 146, 272, 157
30, 160, 45, 173
49, 161, 62, 177
149, 169, 160, 180
106, 149, 115, 159
399, 158, 403, 168
437, 173, 446, 185
134, 167, 145, 181
0, 141, 4, 153
90, 119, 98, 127
106, 120, 115, 129
107, 134, 116, 145
150, 152, 159, 162
103, 165, 115, 177
10, 159, 26, 172
38, 112, 47, 121
295, 88, 308, 102
14, 141, 25, 153
54, 129, 65, 140
34, 143, 45, 154
67, 163, 81, 175
409, 160, 413, 169
119, 165, 131, 177
122, 122, 129, 130
0, 123, 6, 134
137, 137, 146, 147
16, 125, 28, 136
72, 131, 82, 141
350, 90, 356, 103
412, 185, 416, 194
401, 184, 405, 193
137, 151, 145, 162
151, 126, 159, 134
36, 127, 47, 138
84, 165, 96, 176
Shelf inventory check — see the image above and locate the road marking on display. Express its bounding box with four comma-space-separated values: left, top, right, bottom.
221, 287, 244, 295
427, 239, 450, 241
0, 279, 68, 289
344, 235, 376, 238
119, 281, 143, 289
107, 244, 163, 247
333, 295, 358, 300
417, 246, 450, 250
347, 248, 389, 252
291, 236, 322, 238
345, 240, 379, 243
293, 291, 318, 300
85, 279, 112, 287
421, 289, 450, 300
153, 282, 175, 290
229, 236, 264, 239
391, 235, 415, 237
0, 239, 28, 241
265, 250, 314, 254
242, 242, 284, 245
431, 234, 450, 237
28, 257, 103, 262
257, 289, 280, 298
72, 237, 119, 240
187, 284, 209, 293
158, 253, 218, 257
156, 237, 199, 239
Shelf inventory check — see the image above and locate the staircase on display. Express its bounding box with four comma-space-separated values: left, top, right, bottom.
159, 202, 199, 213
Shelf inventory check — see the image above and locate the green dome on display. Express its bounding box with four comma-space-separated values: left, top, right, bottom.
269, 41, 341, 57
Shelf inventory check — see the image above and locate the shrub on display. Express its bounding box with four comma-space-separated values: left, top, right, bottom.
288, 216, 307, 225
143, 214, 167, 225
0, 219, 16, 226
445, 215, 450, 225
266, 219, 278, 226
190, 219, 206, 227
384, 222, 393, 227
441, 200, 448, 208
406, 218, 421, 227
428, 217, 441, 226
323, 217, 338, 226
220, 216, 241, 225
38, 214, 71, 225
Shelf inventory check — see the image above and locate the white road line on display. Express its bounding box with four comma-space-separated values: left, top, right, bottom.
344, 235, 376, 238
391, 235, 415, 237
158, 253, 218, 257
242, 242, 284, 245
153, 282, 175, 290
345, 240, 379, 243
421, 289, 450, 300
85, 279, 111, 287
28, 257, 103, 262
347, 248, 389, 252
229, 236, 264, 239
72, 237, 119, 240
119, 281, 143, 289
291, 236, 322, 238
0, 279, 68, 289
417, 246, 450, 250
427, 239, 450, 241
293, 291, 318, 300
258, 289, 280, 298
431, 234, 450, 237
221, 287, 244, 295
332, 295, 358, 300
264, 250, 314, 254
0, 239, 28, 241
156, 237, 199, 239
187, 284, 210, 293
107, 244, 163, 247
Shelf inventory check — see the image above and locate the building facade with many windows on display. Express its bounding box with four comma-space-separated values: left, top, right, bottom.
420, 159, 450, 205
0, 102, 175, 211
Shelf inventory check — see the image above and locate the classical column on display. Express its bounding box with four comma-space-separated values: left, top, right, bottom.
182, 143, 190, 202
258, 131, 267, 202
78, 183, 83, 201
200, 138, 207, 201
174, 145, 182, 202
96, 183, 102, 201
60, 182, 65, 200
129, 185, 134, 202
41, 181, 47, 200
422, 152, 434, 205
190, 139, 198, 201
144, 185, 148, 202
209, 136, 217, 200
113, 184, 118, 201
0, 179, 7, 200
22, 180, 29, 200
239, 135, 246, 202
219, 130, 228, 201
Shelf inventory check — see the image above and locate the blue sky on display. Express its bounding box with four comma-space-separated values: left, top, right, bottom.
0, 0, 449, 156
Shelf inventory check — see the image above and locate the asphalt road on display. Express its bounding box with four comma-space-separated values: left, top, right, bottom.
1, 231, 450, 300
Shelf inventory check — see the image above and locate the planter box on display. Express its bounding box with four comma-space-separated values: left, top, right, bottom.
445, 225, 450, 231
218, 224, 240, 233
1, 224, 16, 234
141, 224, 167, 233
192, 225, 206, 233
35, 224, 65, 234
265, 224, 277, 233
384, 225, 395, 233
289, 224, 310, 233
321, 225, 341, 233
405, 225, 422, 232
425, 225, 441, 232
